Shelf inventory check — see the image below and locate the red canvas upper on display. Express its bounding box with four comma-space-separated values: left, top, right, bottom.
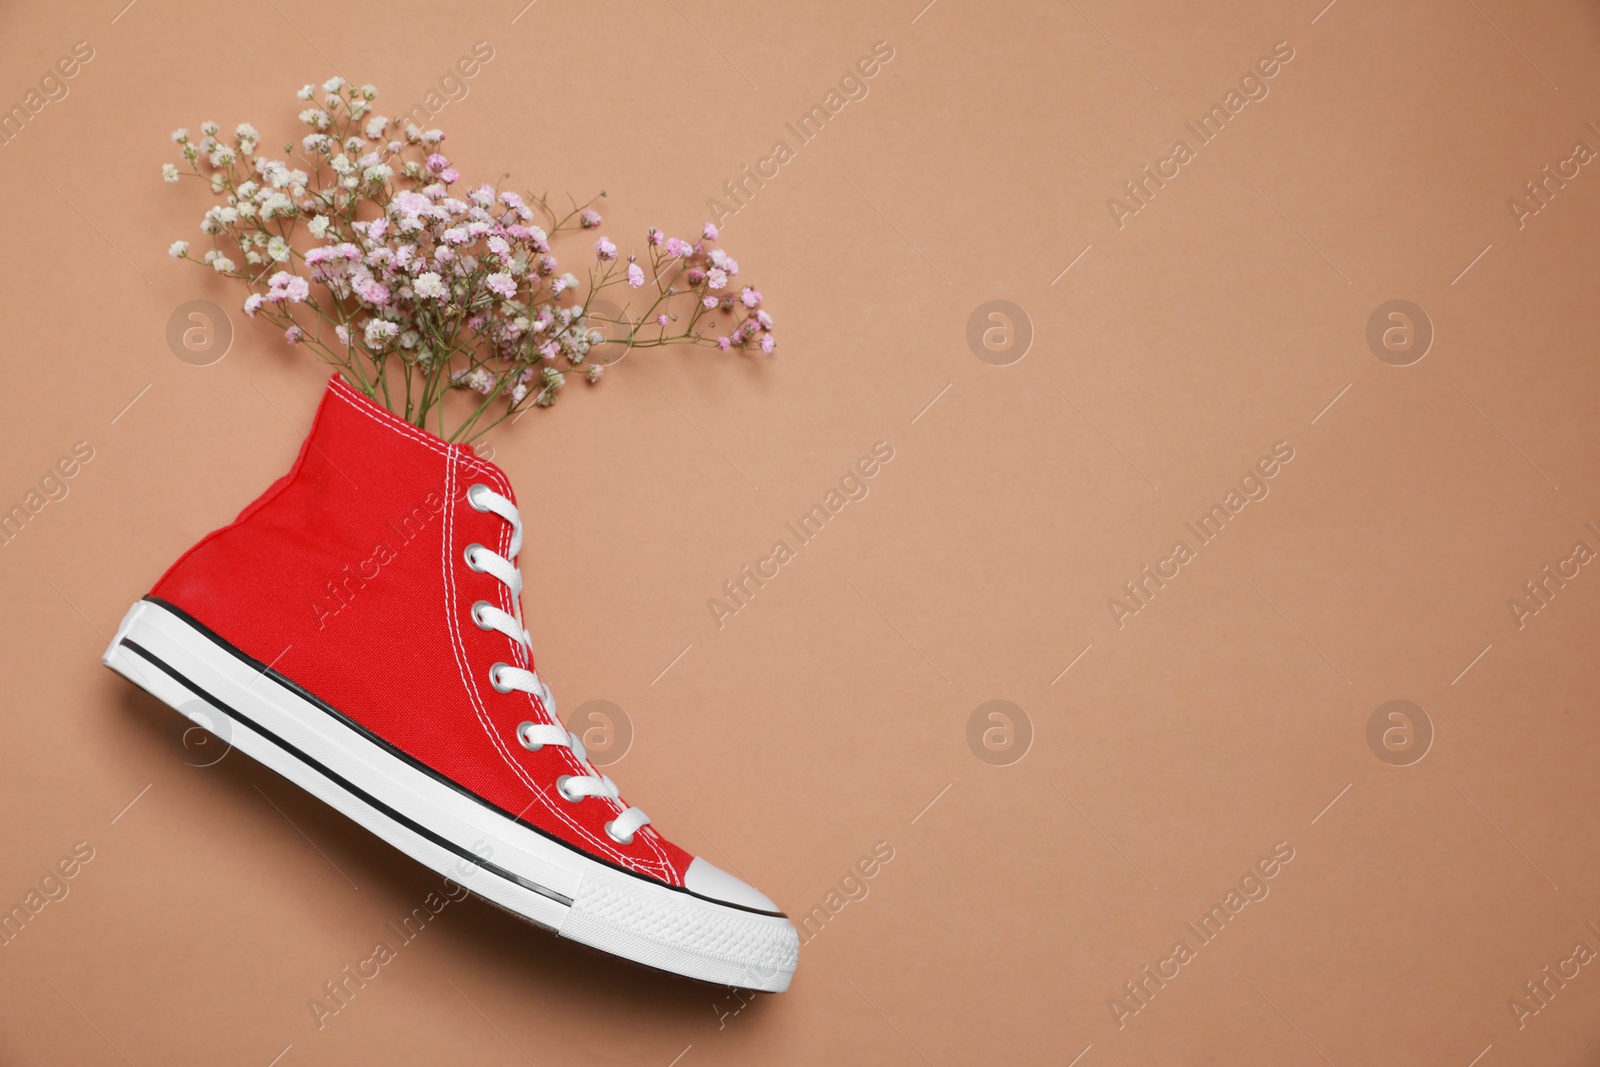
151, 375, 692, 886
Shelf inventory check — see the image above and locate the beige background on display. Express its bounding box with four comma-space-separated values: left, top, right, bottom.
4, 0, 1600, 1063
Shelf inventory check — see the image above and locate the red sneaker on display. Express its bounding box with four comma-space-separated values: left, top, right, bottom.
104, 375, 798, 991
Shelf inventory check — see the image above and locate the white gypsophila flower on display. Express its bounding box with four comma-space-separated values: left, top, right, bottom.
323, 76, 345, 93
364, 115, 388, 138
200, 120, 218, 136
245, 251, 263, 265
363, 319, 399, 348
363, 164, 392, 184
297, 84, 315, 101
308, 215, 331, 238
267, 236, 292, 262
298, 108, 330, 129
211, 255, 236, 273
168, 240, 189, 258
361, 84, 377, 100
414, 272, 447, 299
259, 192, 294, 219
235, 122, 258, 141
162, 163, 180, 183
171, 127, 188, 143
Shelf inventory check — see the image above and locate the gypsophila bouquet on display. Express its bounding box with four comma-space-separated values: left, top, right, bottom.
163, 77, 776, 441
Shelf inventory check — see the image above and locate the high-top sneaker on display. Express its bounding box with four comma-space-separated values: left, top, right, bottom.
103, 374, 798, 991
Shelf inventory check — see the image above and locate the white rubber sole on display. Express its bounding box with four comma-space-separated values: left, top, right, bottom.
103, 599, 797, 992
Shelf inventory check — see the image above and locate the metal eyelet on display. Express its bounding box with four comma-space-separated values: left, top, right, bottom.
488, 662, 514, 694
463, 543, 487, 571
604, 820, 635, 846
515, 721, 543, 752
466, 483, 491, 512
471, 600, 494, 630
556, 775, 583, 802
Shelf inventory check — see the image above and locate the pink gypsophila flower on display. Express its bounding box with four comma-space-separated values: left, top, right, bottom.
595, 237, 617, 261
266, 272, 310, 303
355, 277, 391, 306
627, 263, 645, 288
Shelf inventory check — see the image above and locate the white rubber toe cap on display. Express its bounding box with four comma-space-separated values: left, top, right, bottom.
683, 857, 781, 913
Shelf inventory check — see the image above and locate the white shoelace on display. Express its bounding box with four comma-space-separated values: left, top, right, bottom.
464, 482, 652, 846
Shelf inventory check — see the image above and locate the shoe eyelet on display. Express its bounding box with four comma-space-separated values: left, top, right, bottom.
556, 775, 583, 802
604, 820, 635, 846
488, 662, 514, 693
515, 721, 543, 752
467, 483, 491, 512
464, 543, 487, 571
471, 600, 494, 630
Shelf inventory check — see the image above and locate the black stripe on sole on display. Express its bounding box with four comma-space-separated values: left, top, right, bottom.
140, 596, 786, 919
119, 636, 573, 913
